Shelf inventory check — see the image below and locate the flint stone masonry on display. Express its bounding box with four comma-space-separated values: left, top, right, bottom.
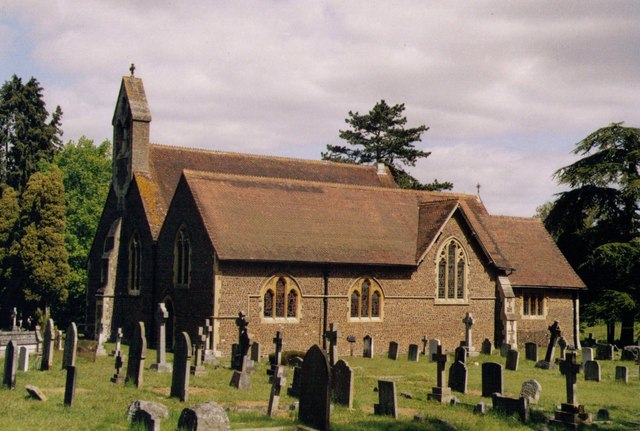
177, 401, 230, 431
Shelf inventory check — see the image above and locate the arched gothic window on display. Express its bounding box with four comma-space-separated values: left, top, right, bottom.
436, 238, 468, 301
262, 276, 301, 320
128, 232, 142, 295
349, 277, 383, 320
174, 226, 190, 288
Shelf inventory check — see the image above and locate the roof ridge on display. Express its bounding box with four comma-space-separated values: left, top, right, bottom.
490, 214, 539, 221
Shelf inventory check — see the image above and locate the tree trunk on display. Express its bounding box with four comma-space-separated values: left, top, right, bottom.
606, 321, 615, 344
620, 313, 635, 346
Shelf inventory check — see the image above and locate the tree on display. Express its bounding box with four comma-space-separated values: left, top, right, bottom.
545, 123, 640, 344
17, 166, 70, 318
0, 75, 63, 192
0, 186, 20, 323
322, 100, 452, 191
53, 137, 112, 323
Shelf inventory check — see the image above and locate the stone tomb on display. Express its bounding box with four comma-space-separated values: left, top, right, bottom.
492, 393, 529, 422
524, 342, 538, 362
448, 360, 467, 394
407, 344, 419, 362
374, 380, 397, 419
363, 335, 373, 358
0, 330, 38, 358
505, 349, 519, 371
171, 331, 192, 402
481, 362, 503, 397
298, 345, 331, 431
583, 360, 600, 382
125, 322, 147, 388
331, 359, 354, 409
388, 341, 399, 360
520, 379, 542, 404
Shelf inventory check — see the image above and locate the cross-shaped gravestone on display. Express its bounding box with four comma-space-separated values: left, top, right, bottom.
151, 303, 171, 372
421, 336, 428, 355
202, 318, 216, 364
267, 365, 286, 416
462, 312, 474, 350
559, 352, 581, 405
536, 320, 561, 369
558, 336, 568, 360
190, 326, 206, 376
324, 323, 340, 366
233, 311, 250, 371
428, 345, 453, 403
273, 331, 283, 367
111, 327, 123, 356
111, 351, 125, 384
41, 318, 55, 371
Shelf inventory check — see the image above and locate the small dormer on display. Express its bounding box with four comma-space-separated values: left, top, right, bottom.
112, 65, 151, 210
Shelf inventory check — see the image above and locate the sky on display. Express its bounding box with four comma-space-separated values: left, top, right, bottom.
1, 1, 639, 217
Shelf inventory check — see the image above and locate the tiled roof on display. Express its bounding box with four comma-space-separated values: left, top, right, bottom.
488, 216, 585, 289
113, 76, 151, 123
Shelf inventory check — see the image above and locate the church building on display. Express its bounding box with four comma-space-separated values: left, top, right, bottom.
86, 73, 585, 356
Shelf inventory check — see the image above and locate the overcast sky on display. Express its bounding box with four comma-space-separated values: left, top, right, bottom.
2, 1, 639, 216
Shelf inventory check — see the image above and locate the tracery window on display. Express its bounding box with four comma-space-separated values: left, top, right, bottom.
349, 277, 383, 320
436, 238, 468, 301
173, 226, 191, 288
262, 276, 300, 320
128, 232, 142, 295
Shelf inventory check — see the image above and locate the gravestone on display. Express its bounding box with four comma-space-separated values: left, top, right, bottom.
374, 380, 397, 419
64, 365, 77, 407
202, 318, 217, 365
363, 335, 373, 358
18, 346, 29, 372
520, 379, 542, 404
550, 352, 592, 428
287, 363, 303, 398
250, 342, 261, 362
583, 333, 596, 347
178, 401, 230, 431
582, 347, 594, 363
428, 339, 440, 362
233, 311, 250, 371
62, 322, 78, 369
127, 400, 169, 423
111, 351, 125, 384
346, 335, 356, 356
388, 341, 399, 360
492, 393, 529, 422
481, 338, 493, 355
325, 323, 340, 366
111, 327, 123, 356
190, 326, 206, 376
583, 360, 600, 382
462, 312, 479, 356
448, 360, 467, 394
268, 331, 284, 379
95, 323, 107, 356
421, 336, 428, 355
268, 365, 286, 416
11, 307, 17, 331
524, 342, 538, 362
229, 352, 251, 390
481, 362, 503, 397
40, 318, 55, 371
506, 349, 520, 371
2, 340, 17, 389
331, 359, 353, 408
558, 336, 568, 360
407, 344, 419, 362
500, 343, 512, 357
428, 345, 453, 403
25, 384, 47, 401
535, 320, 561, 369
125, 322, 147, 388
454, 346, 467, 364
595, 343, 614, 360
298, 345, 331, 431
615, 366, 628, 383
55, 329, 63, 351
170, 331, 192, 402
34, 325, 42, 353
151, 303, 172, 372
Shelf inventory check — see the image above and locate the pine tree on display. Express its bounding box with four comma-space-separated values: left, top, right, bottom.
322, 100, 452, 191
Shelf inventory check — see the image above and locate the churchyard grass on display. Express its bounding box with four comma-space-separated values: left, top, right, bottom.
1, 338, 639, 430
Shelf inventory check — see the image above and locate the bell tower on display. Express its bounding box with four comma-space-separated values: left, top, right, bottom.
112, 64, 151, 210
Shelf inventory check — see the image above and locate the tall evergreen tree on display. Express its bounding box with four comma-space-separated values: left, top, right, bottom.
322, 100, 452, 191
0, 186, 20, 320
0, 75, 63, 192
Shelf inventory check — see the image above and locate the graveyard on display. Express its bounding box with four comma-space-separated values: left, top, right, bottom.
1, 324, 639, 430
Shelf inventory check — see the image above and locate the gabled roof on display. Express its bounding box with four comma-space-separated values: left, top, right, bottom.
487, 216, 585, 289
112, 76, 151, 123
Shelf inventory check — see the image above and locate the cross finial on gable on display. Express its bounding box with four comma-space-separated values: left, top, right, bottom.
130, 63, 135, 76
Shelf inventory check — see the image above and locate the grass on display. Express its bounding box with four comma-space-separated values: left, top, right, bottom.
0, 328, 639, 431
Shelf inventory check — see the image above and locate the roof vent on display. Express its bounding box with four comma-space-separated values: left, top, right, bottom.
377, 162, 387, 175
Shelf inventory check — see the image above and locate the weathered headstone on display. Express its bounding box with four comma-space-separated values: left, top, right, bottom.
448, 360, 467, 394
111, 351, 125, 384
325, 323, 340, 366
229, 352, 251, 390
595, 343, 614, 360
428, 345, 453, 403
111, 327, 123, 356
454, 346, 467, 364
520, 379, 542, 404
64, 365, 77, 407
267, 365, 286, 416
558, 336, 568, 360
287, 363, 303, 398
462, 312, 478, 356
62, 322, 78, 369
55, 329, 63, 351
171, 331, 192, 402
583, 333, 596, 347
346, 335, 356, 356
178, 401, 230, 431
363, 335, 373, 358
535, 320, 561, 369
492, 393, 529, 422
407, 344, 419, 362
481, 362, 503, 397
25, 384, 47, 401
95, 323, 107, 356
374, 380, 397, 419
615, 366, 628, 383
331, 359, 353, 409
2, 340, 17, 389
233, 311, 250, 371
500, 343, 512, 357
126, 322, 147, 388
506, 349, 520, 371
151, 304, 172, 372
421, 336, 428, 355
481, 338, 493, 355
582, 347, 594, 363
202, 318, 217, 365
40, 319, 55, 371
18, 346, 29, 372
128, 400, 168, 431
250, 341, 261, 362
550, 352, 592, 428
298, 345, 331, 431
524, 342, 538, 362
583, 360, 600, 382
388, 341, 399, 360
34, 324, 42, 353
11, 307, 17, 331
190, 326, 206, 376
428, 339, 440, 362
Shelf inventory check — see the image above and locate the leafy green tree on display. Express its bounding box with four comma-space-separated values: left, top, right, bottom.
546, 123, 640, 344
53, 137, 112, 323
0, 186, 20, 320
322, 100, 452, 191
0, 75, 63, 192
17, 166, 70, 318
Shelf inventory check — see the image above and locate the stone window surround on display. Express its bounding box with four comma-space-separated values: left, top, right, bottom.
434, 236, 469, 305
260, 274, 302, 323
173, 224, 191, 289
348, 277, 384, 322
520, 291, 547, 319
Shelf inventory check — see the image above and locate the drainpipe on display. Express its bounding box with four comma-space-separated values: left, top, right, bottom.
322, 269, 329, 350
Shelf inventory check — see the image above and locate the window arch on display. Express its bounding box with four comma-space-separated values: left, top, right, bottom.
262, 275, 301, 321
128, 232, 142, 295
349, 277, 384, 320
436, 238, 468, 301
173, 226, 191, 288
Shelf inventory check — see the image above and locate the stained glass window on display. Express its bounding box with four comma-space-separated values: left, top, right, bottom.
438, 258, 446, 298
287, 290, 297, 317
456, 259, 465, 299
371, 291, 380, 317
350, 291, 360, 317
264, 290, 274, 317
361, 279, 370, 317
129, 233, 141, 293
275, 277, 286, 317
